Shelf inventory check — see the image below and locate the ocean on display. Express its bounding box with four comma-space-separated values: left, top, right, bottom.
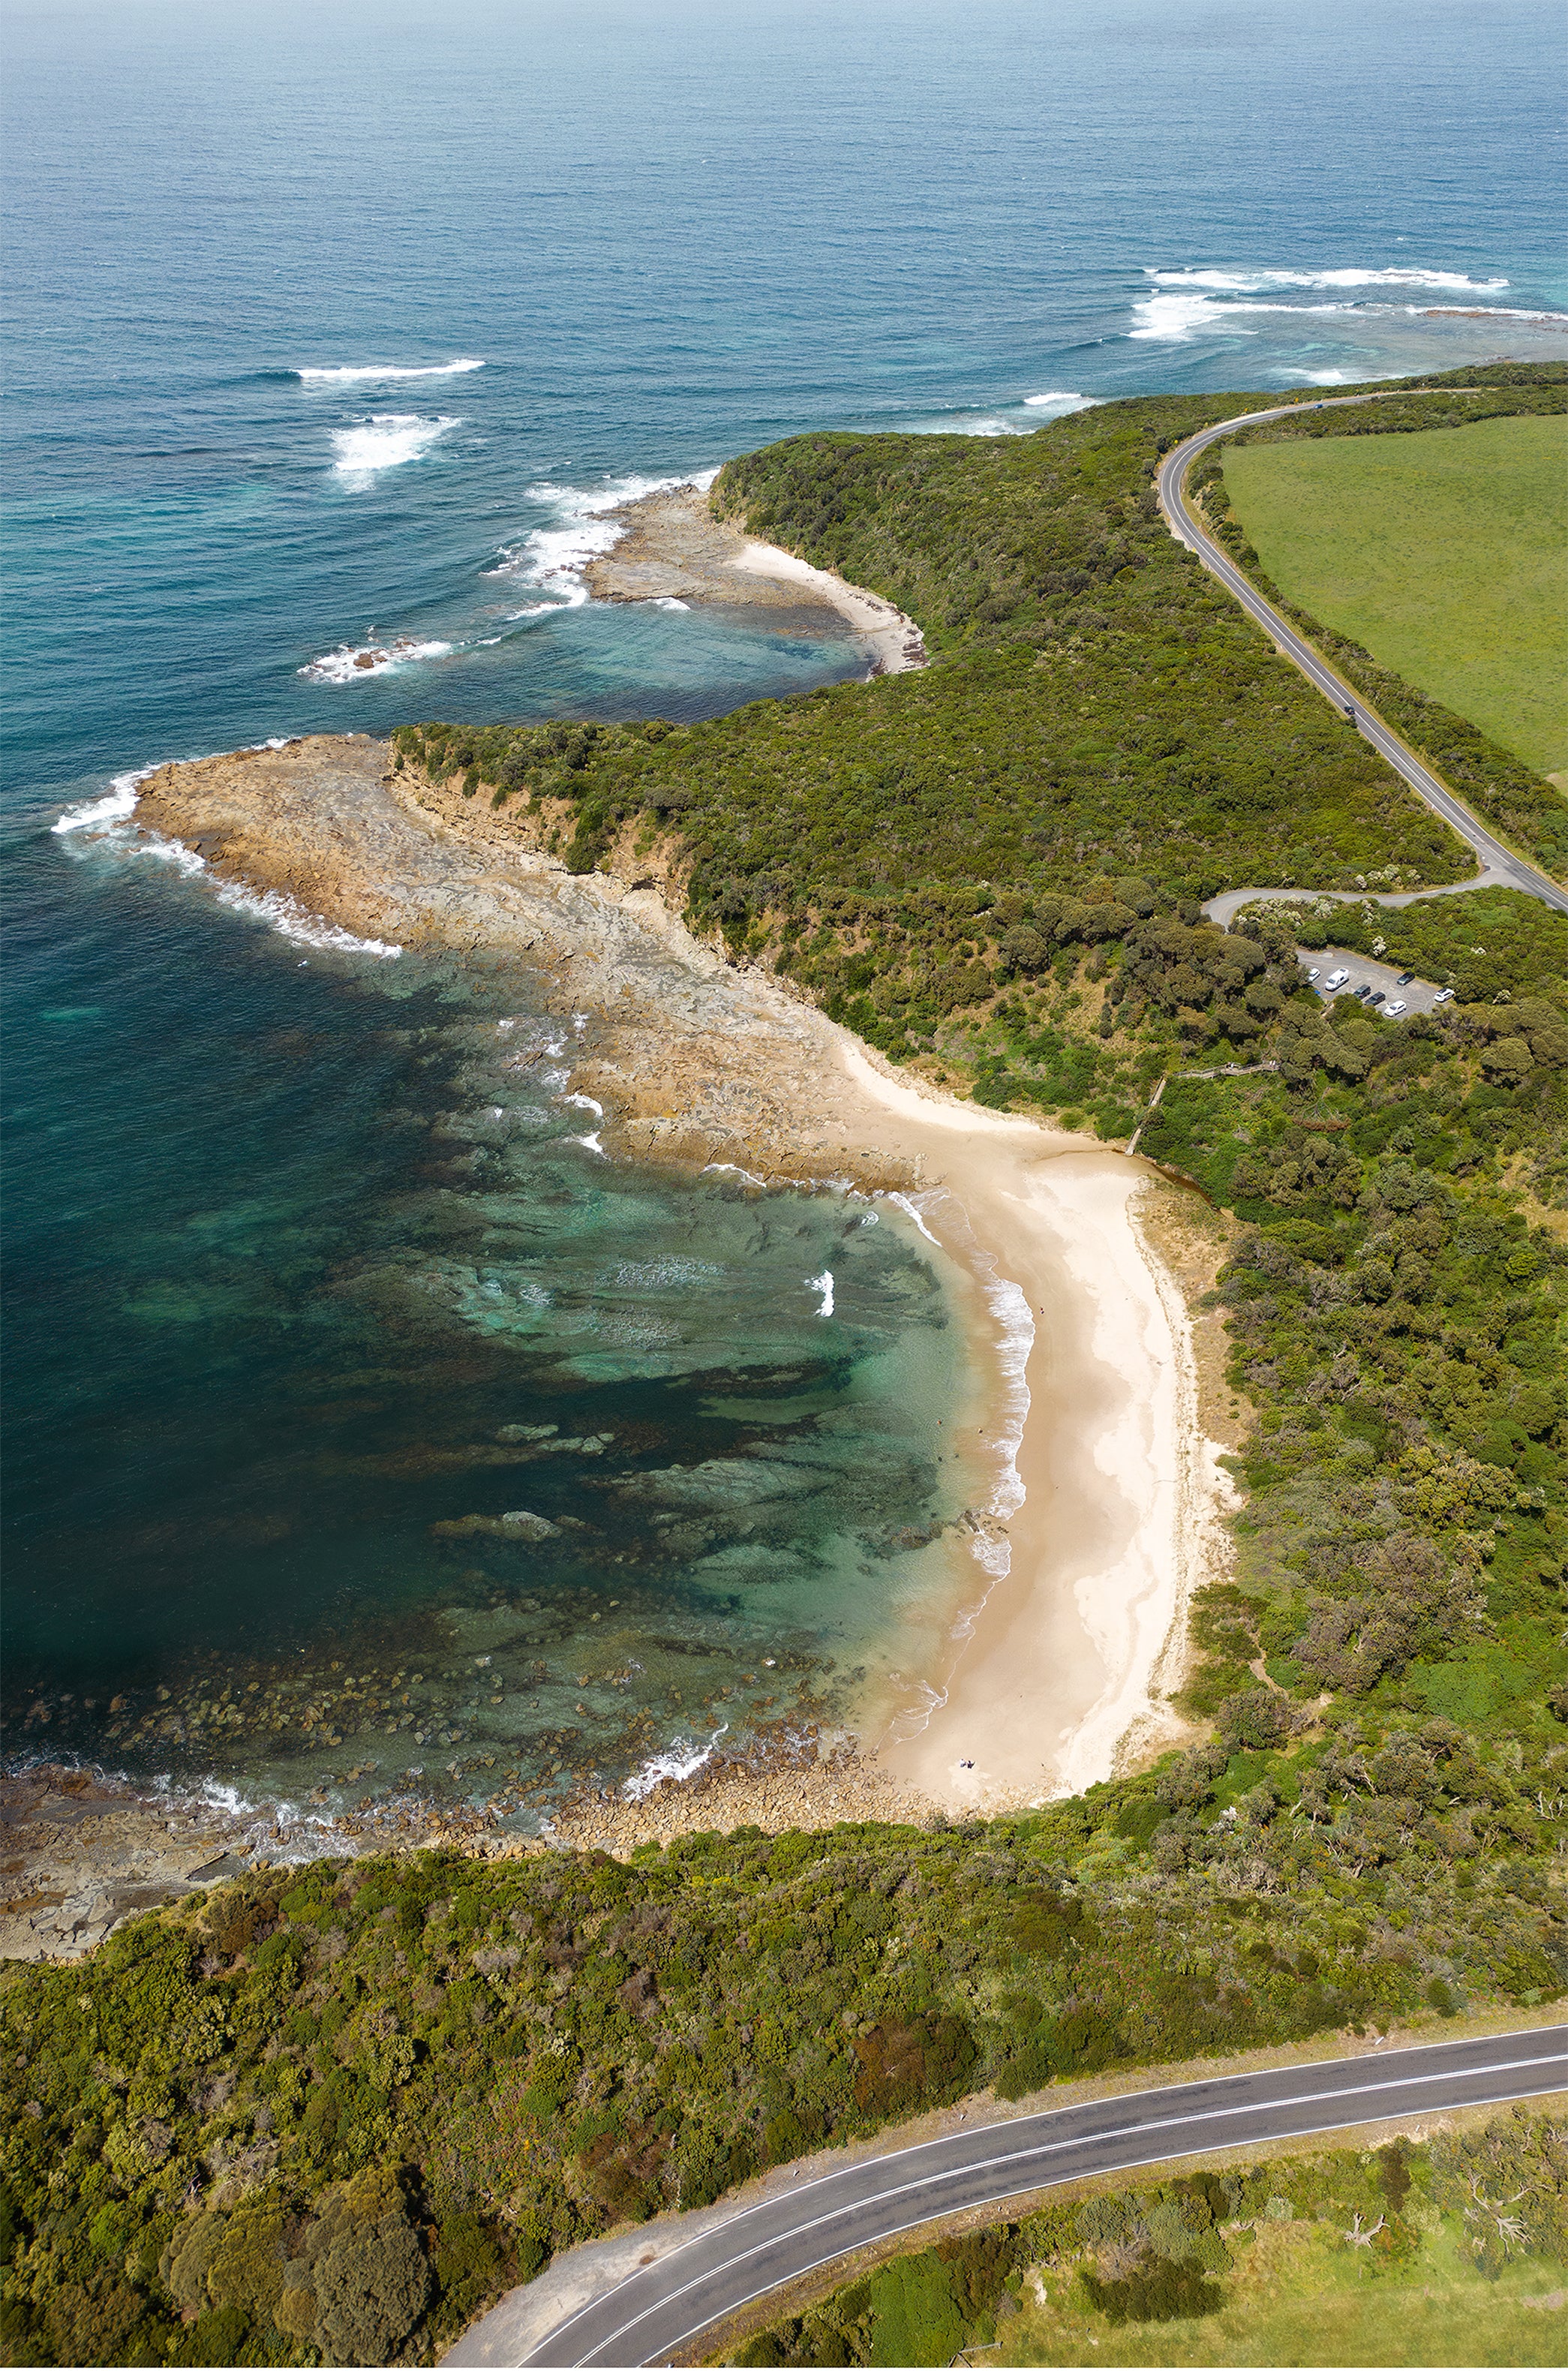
4, 0, 1563, 1830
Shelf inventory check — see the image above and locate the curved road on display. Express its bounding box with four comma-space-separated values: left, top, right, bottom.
452, 403, 1568, 2370
1157, 395, 1568, 917
463, 2026, 1568, 2366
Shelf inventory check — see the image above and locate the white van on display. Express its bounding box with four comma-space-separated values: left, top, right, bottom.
1324, 968, 1350, 991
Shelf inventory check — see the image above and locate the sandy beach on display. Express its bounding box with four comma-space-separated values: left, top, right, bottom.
813, 1053, 1229, 1809
26, 716, 1239, 1934
582, 483, 928, 675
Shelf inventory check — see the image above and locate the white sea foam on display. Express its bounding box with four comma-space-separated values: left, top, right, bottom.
1133, 263, 1523, 342
128, 831, 206, 877
332, 413, 457, 482
809, 1269, 835, 1318
489, 470, 714, 609
623, 1724, 728, 1801
979, 1273, 1032, 1530
296, 359, 484, 383
563, 1093, 604, 1118
300, 636, 454, 684
572, 1131, 606, 1155
882, 1189, 945, 1246
702, 1160, 767, 1188
1131, 291, 1261, 341
1147, 265, 1509, 293
52, 762, 159, 834
53, 739, 295, 839
1023, 390, 1089, 409
215, 879, 401, 958
880, 1186, 1031, 1589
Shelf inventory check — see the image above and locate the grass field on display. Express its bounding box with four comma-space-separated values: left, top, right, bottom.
1006, 2217, 1568, 2369
1223, 414, 1568, 780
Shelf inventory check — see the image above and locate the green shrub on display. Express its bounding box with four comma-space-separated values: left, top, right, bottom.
1079, 2254, 1224, 2325
314, 2206, 430, 2365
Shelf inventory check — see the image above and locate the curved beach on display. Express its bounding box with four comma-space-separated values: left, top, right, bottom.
581, 483, 929, 675
113, 726, 1232, 1824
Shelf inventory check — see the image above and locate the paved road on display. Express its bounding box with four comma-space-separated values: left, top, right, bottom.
1157, 396, 1568, 918
492, 2025, 1568, 2366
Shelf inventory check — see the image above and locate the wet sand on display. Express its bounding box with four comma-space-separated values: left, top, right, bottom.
34, 728, 1236, 1917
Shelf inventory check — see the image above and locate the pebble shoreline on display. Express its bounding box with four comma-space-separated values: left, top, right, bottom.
2, 1733, 939, 1963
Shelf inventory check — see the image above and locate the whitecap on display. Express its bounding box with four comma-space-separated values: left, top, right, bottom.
296, 359, 484, 382
623, 1724, 728, 1801
571, 1131, 606, 1155
300, 636, 454, 684
1023, 390, 1090, 409
808, 1269, 835, 1318
332, 413, 457, 482
563, 1092, 604, 1118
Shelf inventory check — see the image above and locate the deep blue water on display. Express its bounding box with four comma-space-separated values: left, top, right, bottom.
4, 0, 1563, 1823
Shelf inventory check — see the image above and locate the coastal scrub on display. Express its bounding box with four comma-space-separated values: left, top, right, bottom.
9, 360, 1568, 2366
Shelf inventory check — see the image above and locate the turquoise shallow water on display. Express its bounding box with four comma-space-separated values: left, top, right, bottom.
4, 0, 1563, 1821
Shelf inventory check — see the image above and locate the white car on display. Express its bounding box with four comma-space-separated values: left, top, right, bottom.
1305, 966, 1320, 982
1385, 999, 1407, 1017
1433, 987, 1455, 1004
1324, 968, 1350, 991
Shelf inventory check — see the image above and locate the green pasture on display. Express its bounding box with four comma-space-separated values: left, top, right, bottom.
1007, 2217, 1568, 2369
1224, 415, 1568, 779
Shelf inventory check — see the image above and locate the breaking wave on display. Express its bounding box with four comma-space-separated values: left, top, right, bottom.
623, 1724, 728, 1801
1131, 263, 1540, 343
296, 359, 484, 383
299, 636, 454, 684
52, 762, 161, 835
214, 879, 402, 959
331, 414, 458, 481
1147, 265, 1509, 293
489, 469, 718, 609
51, 748, 399, 957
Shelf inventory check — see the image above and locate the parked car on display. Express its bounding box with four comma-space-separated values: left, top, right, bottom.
1305, 966, 1320, 982
1385, 999, 1407, 1016
1434, 987, 1455, 1004
1354, 984, 1373, 1001
1396, 971, 1415, 986
1368, 990, 1386, 1006
1325, 968, 1350, 990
